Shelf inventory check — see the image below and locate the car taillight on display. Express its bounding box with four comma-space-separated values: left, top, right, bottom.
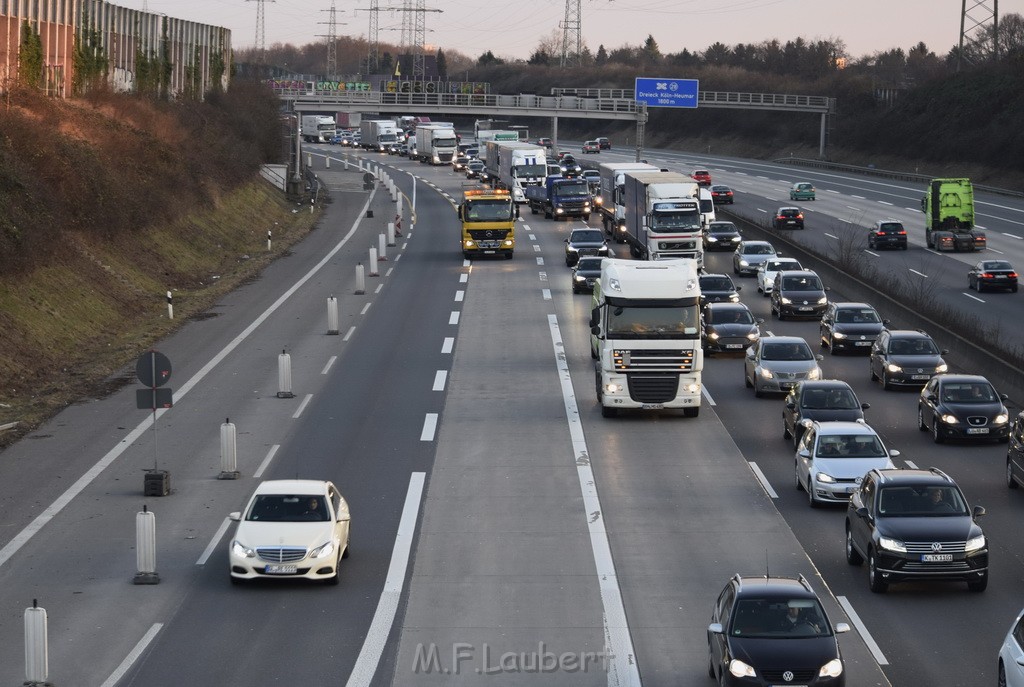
797, 213, 804, 219
898, 230, 906, 235
981, 272, 994, 278
1009, 272, 1019, 278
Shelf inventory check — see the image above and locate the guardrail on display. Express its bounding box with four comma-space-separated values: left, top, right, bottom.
553, 88, 833, 113
773, 157, 1023, 197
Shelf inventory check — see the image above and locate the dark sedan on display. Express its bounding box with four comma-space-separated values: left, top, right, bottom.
783, 380, 869, 448
699, 273, 741, 304
564, 228, 609, 267
704, 221, 742, 251
869, 329, 948, 390
968, 260, 1018, 292
918, 374, 1010, 443
819, 302, 886, 354
710, 185, 734, 204
702, 302, 759, 355
773, 207, 805, 230
571, 256, 603, 294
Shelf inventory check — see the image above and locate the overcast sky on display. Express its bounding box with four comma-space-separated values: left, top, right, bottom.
120, 0, 1016, 63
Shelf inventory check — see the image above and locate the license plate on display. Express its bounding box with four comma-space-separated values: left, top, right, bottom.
641, 403, 664, 409
265, 564, 298, 574
995, 275, 1006, 279
911, 374, 930, 380
798, 306, 813, 311
921, 554, 953, 563
855, 341, 872, 346
726, 344, 744, 349
967, 427, 990, 434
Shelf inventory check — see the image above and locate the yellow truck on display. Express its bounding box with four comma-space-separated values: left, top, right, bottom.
458, 187, 518, 260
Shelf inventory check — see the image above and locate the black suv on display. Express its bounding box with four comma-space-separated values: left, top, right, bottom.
564, 228, 608, 266
782, 380, 869, 449
771, 270, 828, 320
868, 220, 908, 250
845, 468, 988, 593
869, 329, 948, 390
708, 574, 850, 686
773, 207, 805, 230
699, 273, 741, 304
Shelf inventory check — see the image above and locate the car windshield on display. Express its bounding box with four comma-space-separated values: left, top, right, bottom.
711, 309, 753, 325
246, 494, 329, 522
766, 260, 799, 272
801, 387, 859, 410
701, 277, 734, 291
782, 276, 822, 291
889, 338, 939, 355
576, 258, 603, 270
836, 308, 880, 323
780, 209, 800, 217
941, 382, 998, 403
745, 244, 774, 255
709, 223, 736, 232
730, 598, 830, 638
571, 230, 603, 243
878, 223, 902, 232
605, 304, 700, 339
762, 342, 813, 361
877, 486, 969, 516
815, 434, 886, 458
983, 261, 1012, 270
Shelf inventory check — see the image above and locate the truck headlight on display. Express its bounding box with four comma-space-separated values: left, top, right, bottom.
464, 240, 475, 248
604, 383, 622, 393
817, 297, 828, 304
503, 239, 513, 247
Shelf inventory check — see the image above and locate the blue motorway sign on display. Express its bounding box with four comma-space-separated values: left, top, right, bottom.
634, 78, 699, 108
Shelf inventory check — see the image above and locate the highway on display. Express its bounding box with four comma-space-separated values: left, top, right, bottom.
0, 139, 1019, 687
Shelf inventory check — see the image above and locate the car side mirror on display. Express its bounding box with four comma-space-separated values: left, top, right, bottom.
735, 285, 742, 291
861, 402, 870, 410
815, 354, 824, 361
785, 401, 796, 409
973, 505, 986, 518
708, 623, 724, 635
889, 449, 901, 458
855, 507, 869, 519
941, 349, 949, 355
1001, 394, 1009, 401
228, 511, 241, 522
835, 623, 851, 634
798, 449, 811, 459
591, 326, 600, 335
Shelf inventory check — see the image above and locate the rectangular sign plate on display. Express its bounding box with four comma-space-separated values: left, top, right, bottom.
635, 78, 699, 108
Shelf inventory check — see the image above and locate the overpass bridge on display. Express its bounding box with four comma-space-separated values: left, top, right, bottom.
280, 88, 835, 158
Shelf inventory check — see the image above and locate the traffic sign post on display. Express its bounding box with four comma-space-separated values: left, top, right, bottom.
634, 77, 699, 109
136, 350, 174, 496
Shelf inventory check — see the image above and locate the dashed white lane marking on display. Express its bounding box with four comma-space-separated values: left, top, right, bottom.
455, 290, 465, 302
432, 370, 447, 391
837, 596, 889, 665
322, 356, 337, 374
196, 518, 232, 565
361, 303, 371, 314
100, 623, 164, 687
908, 269, 929, 278
442, 337, 455, 354
292, 393, 314, 419
343, 326, 356, 341
460, 273, 468, 283
254, 444, 280, 478
542, 289, 552, 300
748, 462, 779, 498
449, 311, 460, 325
420, 413, 439, 441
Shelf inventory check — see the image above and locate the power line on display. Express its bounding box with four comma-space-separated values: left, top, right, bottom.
959, 0, 999, 70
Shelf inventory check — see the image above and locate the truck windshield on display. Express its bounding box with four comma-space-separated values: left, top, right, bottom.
650, 208, 702, 232
605, 305, 700, 339
514, 163, 547, 178
557, 181, 591, 197
436, 137, 458, 148
379, 133, 397, 143
465, 199, 514, 222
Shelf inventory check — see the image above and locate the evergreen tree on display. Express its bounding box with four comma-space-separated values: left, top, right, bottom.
595, 45, 608, 66
642, 35, 661, 65
18, 21, 44, 89
436, 48, 448, 80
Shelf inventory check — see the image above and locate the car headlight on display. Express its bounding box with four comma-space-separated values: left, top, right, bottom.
728, 659, 756, 679
833, 331, 847, 339
940, 414, 959, 424
815, 472, 837, 484
994, 413, 1009, 425
886, 363, 903, 373
808, 368, 822, 380
964, 535, 986, 553
936, 363, 948, 373
598, 246, 609, 254
566, 245, 578, 252
739, 259, 749, 266
780, 297, 792, 304
708, 332, 720, 340
310, 541, 336, 559
747, 331, 759, 340
728, 294, 739, 302
817, 297, 828, 304
879, 536, 906, 553
759, 368, 774, 379
707, 236, 718, 242
231, 540, 255, 558
574, 274, 586, 282
819, 659, 844, 678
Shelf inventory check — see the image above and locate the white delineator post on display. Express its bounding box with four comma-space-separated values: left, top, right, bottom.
327, 296, 339, 335
355, 263, 366, 294
277, 350, 294, 398
133, 505, 160, 584
378, 234, 388, 261
218, 418, 240, 479
24, 600, 48, 684
369, 248, 379, 276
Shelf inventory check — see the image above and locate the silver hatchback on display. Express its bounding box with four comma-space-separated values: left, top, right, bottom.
745, 336, 823, 397
733, 240, 778, 277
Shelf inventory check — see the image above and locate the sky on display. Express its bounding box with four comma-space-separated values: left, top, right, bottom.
118, 0, 1019, 64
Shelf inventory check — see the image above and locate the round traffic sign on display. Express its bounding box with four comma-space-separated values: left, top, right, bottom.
136, 350, 172, 387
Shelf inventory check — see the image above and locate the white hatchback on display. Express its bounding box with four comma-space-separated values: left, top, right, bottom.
795, 421, 898, 508
757, 257, 803, 295
999, 607, 1024, 687
229, 479, 351, 585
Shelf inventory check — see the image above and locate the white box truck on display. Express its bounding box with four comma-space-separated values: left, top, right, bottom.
622, 171, 703, 266
597, 161, 660, 242
301, 115, 336, 143
415, 125, 459, 164
484, 140, 547, 203
360, 119, 399, 152
589, 259, 703, 418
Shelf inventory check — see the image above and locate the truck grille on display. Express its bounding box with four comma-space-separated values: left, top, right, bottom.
613, 349, 696, 372
627, 373, 679, 403
256, 546, 307, 563
468, 229, 510, 240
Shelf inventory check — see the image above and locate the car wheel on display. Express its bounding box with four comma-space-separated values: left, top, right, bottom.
881, 370, 892, 391
807, 479, 819, 508
999, 662, 1008, 687
845, 527, 863, 565
1007, 459, 1019, 489
967, 571, 988, 592
1013, 284, 1019, 293
933, 419, 945, 444
868, 549, 888, 592
754, 380, 764, 398
918, 406, 928, 430
783, 422, 792, 440
870, 362, 879, 381
530, 204, 537, 215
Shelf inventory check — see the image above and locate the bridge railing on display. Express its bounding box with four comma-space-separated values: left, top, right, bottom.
276, 89, 643, 114
552, 88, 832, 112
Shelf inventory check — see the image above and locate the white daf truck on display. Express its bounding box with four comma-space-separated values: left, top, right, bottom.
484, 140, 547, 203
590, 259, 703, 418
414, 124, 459, 164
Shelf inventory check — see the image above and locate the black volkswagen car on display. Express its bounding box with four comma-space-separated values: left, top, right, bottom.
702, 302, 759, 355
699, 273, 741, 304
708, 574, 850, 686
845, 468, 988, 593
782, 380, 869, 449
819, 302, 887, 354
704, 221, 743, 252
917, 374, 1010, 443
570, 256, 603, 294
869, 329, 948, 390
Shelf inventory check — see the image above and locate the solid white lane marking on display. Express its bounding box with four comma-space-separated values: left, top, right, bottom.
748, 462, 778, 498
547, 315, 641, 686
909, 269, 929, 278
254, 444, 280, 478
542, 289, 552, 300
100, 623, 164, 687
343, 326, 356, 342
837, 596, 889, 665
361, 303, 371, 314
197, 517, 232, 565
346, 473, 426, 687
449, 311, 460, 325
702, 385, 716, 406
455, 290, 465, 302
432, 370, 447, 391
963, 292, 985, 303
322, 356, 337, 374
459, 273, 468, 283
441, 337, 454, 354
292, 393, 314, 419
0, 191, 378, 570
420, 413, 438, 441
